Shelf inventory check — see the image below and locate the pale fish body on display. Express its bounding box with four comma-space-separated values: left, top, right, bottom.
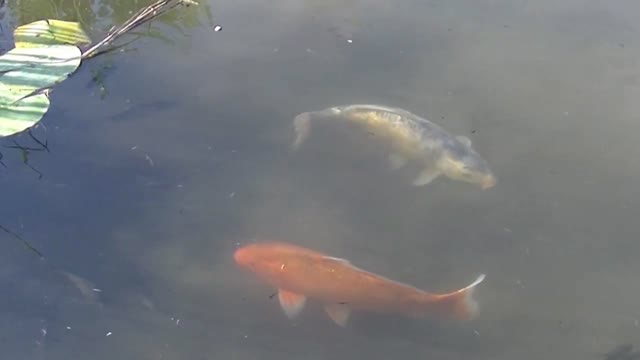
292, 104, 496, 189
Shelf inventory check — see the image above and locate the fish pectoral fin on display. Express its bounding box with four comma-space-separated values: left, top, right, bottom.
388, 153, 408, 170
325, 303, 351, 327
278, 289, 306, 318
292, 112, 312, 151
412, 166, 441, 186
456, 135, 472, 147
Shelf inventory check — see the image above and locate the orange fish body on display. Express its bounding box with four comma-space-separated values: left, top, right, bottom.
234, 241, 485, 327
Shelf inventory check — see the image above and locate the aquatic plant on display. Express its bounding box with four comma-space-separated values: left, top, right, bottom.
0, 0, 197, 137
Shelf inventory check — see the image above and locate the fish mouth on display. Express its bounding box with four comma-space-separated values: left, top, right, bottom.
233, 247, 250, 266
481, 175, 497, 189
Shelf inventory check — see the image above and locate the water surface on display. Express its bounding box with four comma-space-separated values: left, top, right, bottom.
1, 0, 640, 359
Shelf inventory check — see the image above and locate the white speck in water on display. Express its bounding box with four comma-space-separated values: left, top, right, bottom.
347, 39, 353, 43
503, 228, 512, 233
131, 145, 138, 150
106, 332, 112, 337
177, 184, 183, 188
92, 288, 102, 292
145, 154, 154, 166
66, 326, 71, 330
176, 319, 180, 325
244, 335, 248, 339
41, 328, 47, 336
213, 25, 222, 32
473, 330, 480, 336
229, 192, 235, 198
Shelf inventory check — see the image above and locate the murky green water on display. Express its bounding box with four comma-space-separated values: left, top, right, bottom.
1, 0, 640, 359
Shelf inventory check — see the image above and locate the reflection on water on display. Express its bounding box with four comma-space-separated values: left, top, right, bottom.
0, 0, 211, 37
2, 0, 640, 359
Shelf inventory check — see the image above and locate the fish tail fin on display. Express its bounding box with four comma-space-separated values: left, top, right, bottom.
430, 274, 485, 320
292, 112, 312, 151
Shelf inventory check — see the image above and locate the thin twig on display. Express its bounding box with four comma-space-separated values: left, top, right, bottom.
81, 0, 198, 60
83, 38, 140, 59
0, 223, 44, 259
3, 145, 45, 151
7, 140, 45, 179
28, 129, 49, 153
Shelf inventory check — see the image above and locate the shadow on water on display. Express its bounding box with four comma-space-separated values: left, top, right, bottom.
349, 313, 482, 347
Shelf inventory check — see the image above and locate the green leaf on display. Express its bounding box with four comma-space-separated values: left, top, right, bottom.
0, 43, 81, 137
0, 45, 82, 104
0, 93, 50, 137
13, 20, 91, 48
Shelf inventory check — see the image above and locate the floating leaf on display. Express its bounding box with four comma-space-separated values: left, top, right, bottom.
0, 92, 50, 137
13, 20, 91, 48
0, 44, 80, 136
0, 45, 82, 104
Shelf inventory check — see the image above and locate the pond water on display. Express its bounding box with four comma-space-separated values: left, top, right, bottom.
1, 0, 640, 359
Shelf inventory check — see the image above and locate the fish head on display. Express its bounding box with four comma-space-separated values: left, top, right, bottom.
234, 242, 305, 277
440, 145, 496, 189
234, 244, 259, 268
234, 243, 277, 271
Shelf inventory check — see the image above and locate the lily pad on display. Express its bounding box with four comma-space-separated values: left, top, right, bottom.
0, 45, 82, 104
13, 20, 91, 48
0, 92, 50, 137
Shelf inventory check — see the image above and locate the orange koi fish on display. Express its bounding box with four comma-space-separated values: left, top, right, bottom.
234, 241, 485, 327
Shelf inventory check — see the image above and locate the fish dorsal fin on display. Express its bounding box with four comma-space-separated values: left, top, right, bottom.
322, 256, 367, 272
278, 289, 306, 318
456, 135, 472, 147
325, 303, 351, 327
322, 256, 352, 264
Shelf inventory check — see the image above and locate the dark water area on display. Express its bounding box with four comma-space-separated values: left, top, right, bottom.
1, 0, 640, 359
